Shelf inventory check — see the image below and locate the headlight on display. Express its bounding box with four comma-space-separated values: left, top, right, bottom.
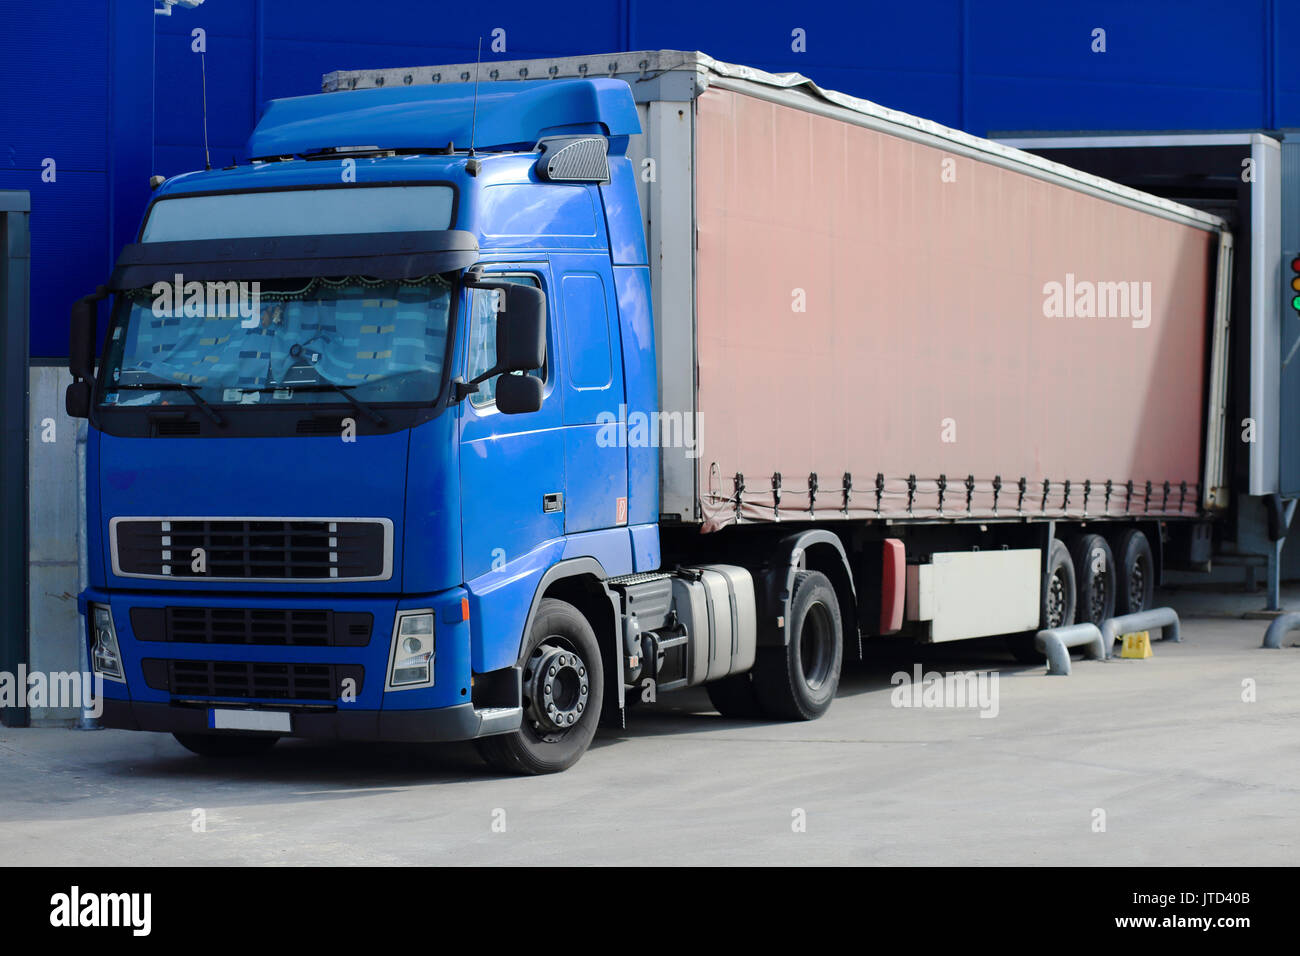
386, 610, 435, 689
90, 604, 125, 682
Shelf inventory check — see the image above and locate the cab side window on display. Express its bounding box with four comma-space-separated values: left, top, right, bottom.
466, 274, 545, 408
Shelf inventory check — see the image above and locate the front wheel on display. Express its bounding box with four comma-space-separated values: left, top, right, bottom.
750, 570, 843, 721
475, 598, 603, 775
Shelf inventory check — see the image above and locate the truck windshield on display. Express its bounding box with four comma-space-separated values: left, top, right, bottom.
97, 275, 453, 407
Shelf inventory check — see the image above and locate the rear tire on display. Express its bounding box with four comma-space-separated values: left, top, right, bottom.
475, 598, 603, 775
1007, 538, 1076, 664
1070, 533, 1116, 627
750, 571, 842, 721
173, 733, 280, 758
1113, 528, 1155, 617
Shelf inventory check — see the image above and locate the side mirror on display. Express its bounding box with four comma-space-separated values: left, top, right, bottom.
494, 284, 546, 374
69, 287, 104, 380
66, 286, 107, 420
496, 373, 544, 415
65, 381, 91, 418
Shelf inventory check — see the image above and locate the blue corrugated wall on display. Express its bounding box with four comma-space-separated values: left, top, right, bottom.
1, 0, 1296, 356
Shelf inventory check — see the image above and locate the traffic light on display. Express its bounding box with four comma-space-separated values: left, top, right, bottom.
1291, 254, 1300, 314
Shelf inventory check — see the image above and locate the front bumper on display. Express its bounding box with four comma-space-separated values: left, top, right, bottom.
99, 698, 521, 742
82, 585, 524, 744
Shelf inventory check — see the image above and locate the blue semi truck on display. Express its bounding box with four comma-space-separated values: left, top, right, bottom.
68, 52, 1228, 772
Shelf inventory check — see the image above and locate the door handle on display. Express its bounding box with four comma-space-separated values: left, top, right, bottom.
543, 492, 564, 514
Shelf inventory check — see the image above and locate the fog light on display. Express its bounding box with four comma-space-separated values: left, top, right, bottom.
90, 604, 125, 682
387, 610, 435, 689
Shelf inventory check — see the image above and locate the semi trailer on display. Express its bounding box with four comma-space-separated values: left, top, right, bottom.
69, 51, 1231, 773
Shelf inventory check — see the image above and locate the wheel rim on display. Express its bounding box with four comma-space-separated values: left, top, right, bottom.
799, 602, 835, 690
1046, 571, 1067, 627
522, 638, 590, 742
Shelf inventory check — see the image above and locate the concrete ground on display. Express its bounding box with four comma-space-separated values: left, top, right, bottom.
2, 588, 1298, 866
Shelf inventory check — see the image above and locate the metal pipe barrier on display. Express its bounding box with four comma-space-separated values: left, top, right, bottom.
1034, 623, 1107, 676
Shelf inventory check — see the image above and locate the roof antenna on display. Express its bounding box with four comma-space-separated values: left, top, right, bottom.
466, 37, 482, 177
200, 50, 211, 170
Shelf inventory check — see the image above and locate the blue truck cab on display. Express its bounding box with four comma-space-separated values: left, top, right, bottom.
68, 72, 841, 774
67, 78, 674, 771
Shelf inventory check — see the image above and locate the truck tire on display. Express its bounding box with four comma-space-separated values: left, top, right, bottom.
173, 733, 280, 757
1113, 528, 1155, 617
1070, 533, 1115, 627
476, 598, 603, 775
1006, 538, 1076, 663
706, 672, 764, 719
750, 571, 842, 721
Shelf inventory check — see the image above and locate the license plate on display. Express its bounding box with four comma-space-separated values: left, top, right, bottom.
208, 708, 291, 733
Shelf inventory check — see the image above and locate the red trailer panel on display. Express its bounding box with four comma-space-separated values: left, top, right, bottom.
693, 86, 1220, 530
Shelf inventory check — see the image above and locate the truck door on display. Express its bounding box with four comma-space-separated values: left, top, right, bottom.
458, 268, 565, 580
552, 256, 629, 534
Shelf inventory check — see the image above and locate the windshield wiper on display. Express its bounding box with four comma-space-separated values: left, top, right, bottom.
116, 382, 225, 426
261, 383, 387, 426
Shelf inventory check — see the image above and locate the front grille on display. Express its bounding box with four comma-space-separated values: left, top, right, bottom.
130, 606, 372, 647
141, 658, 363, 702
112, 518, 390, 581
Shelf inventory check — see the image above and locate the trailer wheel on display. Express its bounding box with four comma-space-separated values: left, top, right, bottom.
1113, 528, 1155, 617
173, 733, 280, 758
1070, 533, 1116, 627
706, 672, 764, 719
475, 598, 603, 775
1006, 538, 1076, 663
751, 571, 842, 721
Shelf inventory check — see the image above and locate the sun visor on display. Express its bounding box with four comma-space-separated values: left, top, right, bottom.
108, 230, 479, 289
